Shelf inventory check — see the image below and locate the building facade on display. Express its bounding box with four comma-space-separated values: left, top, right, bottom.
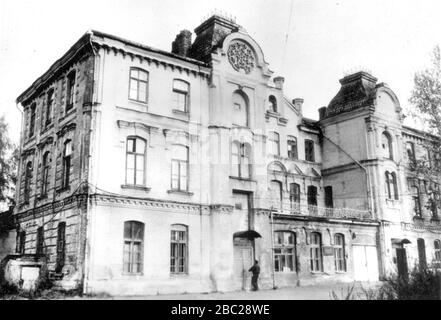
6, 15, 441, 295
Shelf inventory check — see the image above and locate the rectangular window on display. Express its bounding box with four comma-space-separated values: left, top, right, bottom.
269, 132, 280, 156
170, 225, 188, 274
29, 104, 36, 138
324, 186, 333, 208
62, 141, 72, 189
305, 139, 315, 162
41, 152, 50, 196
17, 231, 26, 254
288, 137, 298, 160
123, 221, 144, 274
36, 227, 44, 255
66, 71, 76, 112
129, 68, 149, 103
126, 137, 146, 186
173, 80, 190, 112
55, 222, 66, 273
45, 89, 54, 126
310, 233, 323, 272
290, 183, 301, 213
274, 232, 296, 272
334, 234, 346, 272
171, 145, 189, 191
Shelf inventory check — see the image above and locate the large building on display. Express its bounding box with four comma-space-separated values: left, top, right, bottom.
5, 15, 441, 295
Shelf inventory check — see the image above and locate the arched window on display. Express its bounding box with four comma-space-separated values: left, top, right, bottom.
385, 171, 398, 200
123, 221, 144, 274
381, 132, 393, 159
172, 79, 190, 113
56, 222, 66, 273
289, 183, 301, 213
273, 231, 296, 272
391, 172, 398, 200
269, 132, 280, 156
170, 224, 188, 274
334, 234, 346, 272
232, 91, 249, 127
62, 140, 72, 189
24, 162, 33, 203
287, 136, 298, 160
126, 137, 146, 186
269, 95, 277, 113
41, 152, 50, 196
66, 70, 76, 112
129, 68, 149, 103
171, 145, 189, 191
310, 232, 323, 272
270, 180, 283, 210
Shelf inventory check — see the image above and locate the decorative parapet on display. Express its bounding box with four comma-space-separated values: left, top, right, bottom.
401, 221, 441, 233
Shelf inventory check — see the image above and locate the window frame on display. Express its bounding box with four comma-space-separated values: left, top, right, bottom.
66, 71, 76, 112
128, 67, 149, 104
29, 103, 36, 138
289, 183, 301, 213
381, 131, 393, 159
269, 95, 278, 113
171, 144, 189, 192
270, 180, 283, 210
273, 231, 297, 273
305, 139, 315, 162
172, 79, 190, 113
170, 224, 189, 274
62, 140, 72, 189
287, 136, 298, 160
324, 186, 334, 208
45, 89, 54, 127
269, 132, 280, 156
123, 221, 145, 275
125, 137, 146, 187
434, 240, 441, 268
334, 234, 346, 272
231, 141, 252, 179
36, 226, 44, 255
24, 161, 33, 204
310, 232, 323, 272
41, 152, 50, 196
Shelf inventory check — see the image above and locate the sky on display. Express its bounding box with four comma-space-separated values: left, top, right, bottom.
1, 0, 440, 144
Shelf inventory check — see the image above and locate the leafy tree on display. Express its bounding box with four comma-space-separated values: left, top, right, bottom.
409, 46, 441, 217
0, 115, 17, 206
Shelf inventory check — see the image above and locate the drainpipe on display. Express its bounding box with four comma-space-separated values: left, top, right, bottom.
270, 207, 276, 289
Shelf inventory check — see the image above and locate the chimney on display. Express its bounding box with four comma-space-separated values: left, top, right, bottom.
189, 14, 239, 62
172, 30, 192, 57
273, 77, 285, 90
292, 98, 304, 114
319, 107, 327, 120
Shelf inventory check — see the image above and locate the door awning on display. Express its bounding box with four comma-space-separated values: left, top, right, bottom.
392, 238, 411, 245
233, 230, 262, 240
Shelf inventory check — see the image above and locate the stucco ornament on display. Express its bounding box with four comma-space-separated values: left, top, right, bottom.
227, 41, 255, 74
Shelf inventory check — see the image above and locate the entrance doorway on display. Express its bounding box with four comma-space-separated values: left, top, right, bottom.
392, 240, 408, 279
233, 238, 253, 291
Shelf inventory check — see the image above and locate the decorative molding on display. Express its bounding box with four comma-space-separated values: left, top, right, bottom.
117, 120, 159, 133
21, 148, 36, 158
37, 136, 54, 150
227, 41, 255, 74
56, 122, 77, 138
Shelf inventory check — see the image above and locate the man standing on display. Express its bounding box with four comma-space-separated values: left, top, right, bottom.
248, 260, 260, 291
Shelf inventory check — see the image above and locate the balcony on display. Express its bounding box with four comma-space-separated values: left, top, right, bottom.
273, 202, 372, 221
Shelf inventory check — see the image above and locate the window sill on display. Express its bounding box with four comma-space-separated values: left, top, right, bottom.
274, 271, 296, 274
229, 176, 256, 183
413, 215, 424, 222
121, 185, 151, 192
172, 109, 189, 117
170, 273, 189, 278
122, 272, 144, 277
60, 108, 76, 123
56, 186, 71, 194
37, 194, 48, 201
310, 271, 324, 274
167, 190, 194, 196
128, 99, 148, 107
42, 122, 54, 134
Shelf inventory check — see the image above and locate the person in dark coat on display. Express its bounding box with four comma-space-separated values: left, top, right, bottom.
248, 260, 260, 291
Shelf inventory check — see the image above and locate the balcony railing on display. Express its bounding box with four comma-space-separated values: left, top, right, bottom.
273, 202, 372, 221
